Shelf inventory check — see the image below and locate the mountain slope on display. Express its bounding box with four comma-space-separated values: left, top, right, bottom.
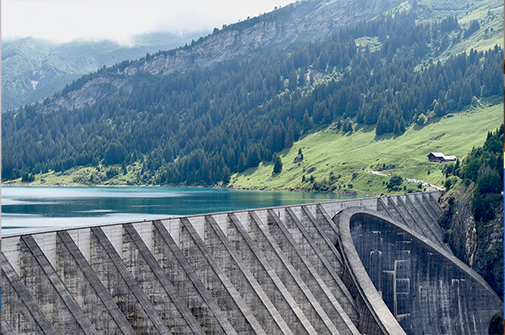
3, 7, 502, 186
230, 103, 502, 193
24, 0, 502, 115
436, 125, 504, 298
32, 0, 403, 113
1, 31, 206, 111
2, 0, 502, 308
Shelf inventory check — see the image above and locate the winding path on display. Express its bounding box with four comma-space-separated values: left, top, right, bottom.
366, 170, 444, 191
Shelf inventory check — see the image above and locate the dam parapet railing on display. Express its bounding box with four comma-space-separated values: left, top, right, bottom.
2, 191, 502, 335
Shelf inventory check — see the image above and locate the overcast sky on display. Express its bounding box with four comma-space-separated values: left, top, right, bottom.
2, 0, 297, 44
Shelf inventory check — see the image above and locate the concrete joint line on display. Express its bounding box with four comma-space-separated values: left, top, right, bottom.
179, 217, 267, 335
91, 227, 172, 335
152, 220, 237, 335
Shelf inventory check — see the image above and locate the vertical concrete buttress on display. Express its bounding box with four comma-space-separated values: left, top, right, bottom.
90, 227, 172, 335
266, 209, 360, 335
122, 223, 206, 335
152, 220, 236, 335
1, 252, 58, 335
226, 212, 316, 335
56, 230, 136, 335
20, 235, 99, 335
284, 207, 359, 324
248, 211, 337, 335
178, 217, 264, 335
203, 215, 293, 335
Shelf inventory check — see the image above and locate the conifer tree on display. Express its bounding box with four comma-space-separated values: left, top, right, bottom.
273, 154, 283, 174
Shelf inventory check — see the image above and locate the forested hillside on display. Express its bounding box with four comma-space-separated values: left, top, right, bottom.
1, 32, 205, 111
2, 7, 503, 186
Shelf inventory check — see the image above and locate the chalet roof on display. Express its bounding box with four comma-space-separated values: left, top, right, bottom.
428, 152, 456, 161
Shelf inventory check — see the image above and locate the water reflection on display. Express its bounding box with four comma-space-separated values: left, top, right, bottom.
2, 186, 360, 235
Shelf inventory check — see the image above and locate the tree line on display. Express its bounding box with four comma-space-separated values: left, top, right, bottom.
443, 125, 504, 222
2, 10, 502, 185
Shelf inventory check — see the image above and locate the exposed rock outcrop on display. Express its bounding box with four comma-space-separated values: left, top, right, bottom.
39, 0, 402, 112
437, 187, 504, 298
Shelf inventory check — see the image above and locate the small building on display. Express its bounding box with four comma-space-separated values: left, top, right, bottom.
428, 152, 457, 162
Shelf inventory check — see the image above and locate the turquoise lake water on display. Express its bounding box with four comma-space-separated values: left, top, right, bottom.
1, 186, 360, 235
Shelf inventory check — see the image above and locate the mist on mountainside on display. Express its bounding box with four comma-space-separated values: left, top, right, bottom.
1, 31, 208, 111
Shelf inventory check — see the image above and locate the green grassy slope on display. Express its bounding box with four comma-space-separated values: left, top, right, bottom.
451, 2, 503, 53
415, 0, 502, 23
229, 102, 502, 195
8, 101, 500, 190
410, 0, 503, 72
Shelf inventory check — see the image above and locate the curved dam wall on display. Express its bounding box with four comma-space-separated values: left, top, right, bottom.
1, 191, 502, 334
335, 209, 503, 335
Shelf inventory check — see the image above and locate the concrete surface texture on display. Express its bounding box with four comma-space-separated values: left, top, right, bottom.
1, 191, 502, 334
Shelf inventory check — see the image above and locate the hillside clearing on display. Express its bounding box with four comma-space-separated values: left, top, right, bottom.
230, 103, 502, 195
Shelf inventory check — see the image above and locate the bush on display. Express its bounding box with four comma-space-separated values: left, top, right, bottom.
387, 175, 403, 190
477, 169, 502, 194
444, 176, 458, 190
416, 113, 427, 125
473, 193, 502, 222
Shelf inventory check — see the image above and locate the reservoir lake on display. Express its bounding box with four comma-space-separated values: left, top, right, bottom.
2, 186, 361, 235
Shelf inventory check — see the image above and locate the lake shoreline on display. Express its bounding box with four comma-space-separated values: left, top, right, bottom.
2, 182, 364, 197
2, 185, 358, 236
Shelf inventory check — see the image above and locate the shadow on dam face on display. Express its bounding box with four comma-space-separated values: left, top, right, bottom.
1, 192, 502, 335
336, 208, 503, 335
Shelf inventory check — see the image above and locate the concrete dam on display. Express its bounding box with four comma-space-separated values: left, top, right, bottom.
1, 192, 502, 334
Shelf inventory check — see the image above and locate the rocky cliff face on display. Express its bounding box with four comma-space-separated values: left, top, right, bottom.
438, 187, 504, 298
134, 0, 401, 76
39, 0, 402, 113
46, 76, 130, 112
2, 31, 209, 111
